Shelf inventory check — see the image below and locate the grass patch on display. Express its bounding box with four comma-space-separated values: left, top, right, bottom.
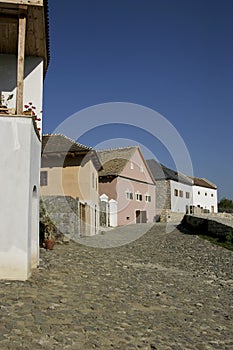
198, 234, 233, 251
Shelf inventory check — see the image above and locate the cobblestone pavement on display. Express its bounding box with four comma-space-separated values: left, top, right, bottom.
0, 224, 232, 350
78, 223, 155, 248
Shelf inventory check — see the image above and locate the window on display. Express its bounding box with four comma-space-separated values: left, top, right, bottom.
186, 192, 190, 199
198, 191, 200, 195
126, 191, 133, 200
211, 193, 214, 197
205, 193, 207, 196
92, 173, 95, 188
179, 190, 183, 198
40, 171, 48, 186
140, 165, 144, 173
145, 195, 151, 202
174, 189, 178, 197
136, 193, 142, 201
130, 162, 134, 170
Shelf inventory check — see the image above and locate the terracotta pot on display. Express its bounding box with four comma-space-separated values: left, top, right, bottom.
0, 106, 8, 114
44, 238, 55, 250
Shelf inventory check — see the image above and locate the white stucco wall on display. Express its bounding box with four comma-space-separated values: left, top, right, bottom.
192, 186, 218, 213
170, 180, 193, 213
29, 123, 41, 269
0, 117, 40, 280
0, 54, 43, 132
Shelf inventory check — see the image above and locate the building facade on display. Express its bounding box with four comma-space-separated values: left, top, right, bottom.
147, 159, 218, 221
147, 159, 193, 221
191, 177, 218, 213
41, 134, 101, 236
98, 147, 156, 226
0, 0, 49, 280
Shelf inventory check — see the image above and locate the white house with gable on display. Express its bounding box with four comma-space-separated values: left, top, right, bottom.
191, 177, 218, 213
147, 159, 193, 220
147, 159, 218, 221
0, 0, 49, 280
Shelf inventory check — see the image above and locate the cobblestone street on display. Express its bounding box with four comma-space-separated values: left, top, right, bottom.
0, 224, 232, 350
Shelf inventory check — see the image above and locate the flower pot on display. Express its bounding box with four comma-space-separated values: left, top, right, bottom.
44, 238, 55, 250
0, 106, 9, 115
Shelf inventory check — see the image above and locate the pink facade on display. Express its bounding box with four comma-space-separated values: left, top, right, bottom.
99, 147, 156, 226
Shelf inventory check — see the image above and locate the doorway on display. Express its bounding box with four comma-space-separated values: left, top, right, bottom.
136, 210, 147, 223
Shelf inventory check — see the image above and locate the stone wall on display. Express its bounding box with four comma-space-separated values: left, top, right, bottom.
160, 209, 185, 223
40, 196, 80, 241
182, 214, 233, 239
156, 180, 171, 212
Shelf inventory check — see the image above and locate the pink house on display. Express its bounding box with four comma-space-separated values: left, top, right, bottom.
98, 147, 156, 226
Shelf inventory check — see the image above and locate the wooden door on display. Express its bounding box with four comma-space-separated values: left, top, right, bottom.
136, 210, 140, 223
141, 211, 147, 223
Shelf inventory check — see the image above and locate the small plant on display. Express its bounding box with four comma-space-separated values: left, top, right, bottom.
226, 231, 233, 244
42, 215, 56, 250
0, 93, 13, 107
24, 102, 36, 115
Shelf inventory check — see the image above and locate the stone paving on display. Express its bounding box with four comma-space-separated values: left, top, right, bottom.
0, 224, 232, 350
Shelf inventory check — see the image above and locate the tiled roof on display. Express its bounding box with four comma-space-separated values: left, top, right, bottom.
42, 134, 92, 154
146, 159, 193, 185
190, 177, 217, 189
98, 147, 137, 176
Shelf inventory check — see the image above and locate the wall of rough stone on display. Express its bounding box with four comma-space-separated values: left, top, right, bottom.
160, 209, 185, 223
182, 214, 233, 239
40, 196, 80, 241
156, 180, 171, 213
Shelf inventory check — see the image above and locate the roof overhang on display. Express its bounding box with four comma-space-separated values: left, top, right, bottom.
0, 0, 49, 73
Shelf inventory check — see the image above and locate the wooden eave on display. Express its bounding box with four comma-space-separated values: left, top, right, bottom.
41, 151, 90, 158
0, 0, 49, 73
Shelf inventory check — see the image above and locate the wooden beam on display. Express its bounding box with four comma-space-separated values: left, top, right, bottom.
0, 0, 43, 6
16, 14, 26, 114
0, 16, 18, 24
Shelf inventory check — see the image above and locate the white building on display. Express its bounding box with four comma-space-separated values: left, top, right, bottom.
170, 180, 193, 213
147, 159, 218, 221
0, 0, 49, 280
147, 159, 193, 218
191, 177, 218, 213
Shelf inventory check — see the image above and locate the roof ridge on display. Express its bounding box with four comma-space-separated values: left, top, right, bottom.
42, 133, 92, 150
97, 146, 138, 152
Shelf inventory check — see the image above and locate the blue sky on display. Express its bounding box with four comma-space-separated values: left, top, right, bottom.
43, 0, 233, 200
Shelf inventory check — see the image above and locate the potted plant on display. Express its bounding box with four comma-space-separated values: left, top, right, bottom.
0, 93, 14, 114
43, 215, 56, 250
23, 102, 36, 116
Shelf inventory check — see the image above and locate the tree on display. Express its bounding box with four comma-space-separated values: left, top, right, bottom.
218, 198, 233, 213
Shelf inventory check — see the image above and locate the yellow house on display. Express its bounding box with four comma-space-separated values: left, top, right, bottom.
40, 134, 101, 236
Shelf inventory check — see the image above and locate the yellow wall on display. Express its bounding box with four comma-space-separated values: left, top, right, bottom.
40, 158, 99, 205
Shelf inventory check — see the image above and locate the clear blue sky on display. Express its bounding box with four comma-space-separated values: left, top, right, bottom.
43, 0, 233, 200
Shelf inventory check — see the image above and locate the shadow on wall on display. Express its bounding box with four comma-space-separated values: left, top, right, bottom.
0, 54, 41, 91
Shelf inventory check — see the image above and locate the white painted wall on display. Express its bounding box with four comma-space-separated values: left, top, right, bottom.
0, 54, 43, 133
109, 199, 118, 227
192, 186, 218, 213
0, 117, 40, 280
170, 180, 193, 213
0, 52, 44, 279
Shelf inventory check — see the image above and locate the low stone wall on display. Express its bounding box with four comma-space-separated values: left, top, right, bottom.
40, 196, 80, 241
182, 214, 233, 239
159, 209, 185, 223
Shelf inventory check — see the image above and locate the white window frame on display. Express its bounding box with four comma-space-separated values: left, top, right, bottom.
136, 192, 142, 201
